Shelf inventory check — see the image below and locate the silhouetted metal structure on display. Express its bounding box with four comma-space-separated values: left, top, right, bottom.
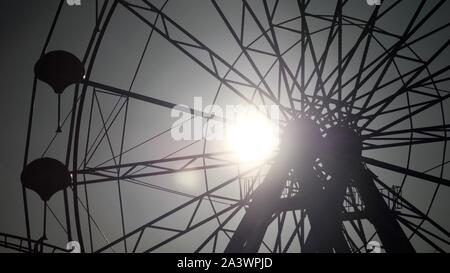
1, 0, 450, 253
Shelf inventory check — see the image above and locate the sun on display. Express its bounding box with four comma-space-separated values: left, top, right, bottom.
226, 111, 279, 162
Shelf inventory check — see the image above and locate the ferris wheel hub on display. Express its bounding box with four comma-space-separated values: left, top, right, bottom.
280, 119, 362, 169
280, 118, 323, 162
323, 125, 362, 168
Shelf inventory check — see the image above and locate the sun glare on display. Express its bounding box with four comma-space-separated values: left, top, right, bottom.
226, 112, 279, 162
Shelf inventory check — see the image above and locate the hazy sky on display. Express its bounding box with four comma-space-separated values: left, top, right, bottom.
0, 1, 59, 237
1, 0, 449, 253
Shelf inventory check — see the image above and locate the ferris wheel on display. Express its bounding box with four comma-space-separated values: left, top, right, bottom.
1, 0, 450, 253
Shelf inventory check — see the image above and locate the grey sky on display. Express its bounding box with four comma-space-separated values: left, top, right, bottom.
1, 0, 449, 253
